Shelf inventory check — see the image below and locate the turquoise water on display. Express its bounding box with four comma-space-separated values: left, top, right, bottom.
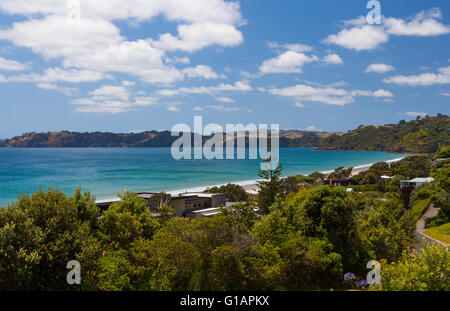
0, 148, 404, 206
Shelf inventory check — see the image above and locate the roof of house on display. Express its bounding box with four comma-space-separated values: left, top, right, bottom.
401, 177, 435, 183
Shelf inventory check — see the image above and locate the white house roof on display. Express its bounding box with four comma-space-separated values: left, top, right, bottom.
401, 177, 435, 183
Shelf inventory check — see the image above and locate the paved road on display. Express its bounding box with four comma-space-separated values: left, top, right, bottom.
414, 203, 448, 251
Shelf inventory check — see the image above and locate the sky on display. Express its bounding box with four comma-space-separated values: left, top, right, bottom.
0, 0, 449, 138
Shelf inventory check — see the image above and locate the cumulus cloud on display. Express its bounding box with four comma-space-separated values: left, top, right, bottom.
152, 22, 243, 53
4, 67, 110, 83
207, 105, 240, 112
70, 83, 158, 113
324, 25, 388, 51
36, 83, 77, 96
365, 63, 395, 74
267, 42, 313, 53
385, 8, 450, 36
324, 8, 450, 51
266, 83, 393, 106
215, 96, 235, 103
0, 0, 244, 86
89, 85, 131, 101
0, 56, 27, 71
383, 66, 450, 86
323, 53, 343, 65
182, 65, 223, 79
259, 51, 318, 74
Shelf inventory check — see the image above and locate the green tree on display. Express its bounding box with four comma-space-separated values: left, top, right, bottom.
373, 243, 450, 291
0, 188, 101, 290
257, 160, 283, 214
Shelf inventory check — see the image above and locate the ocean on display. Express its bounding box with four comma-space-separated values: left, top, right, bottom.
0, 148, 405, 206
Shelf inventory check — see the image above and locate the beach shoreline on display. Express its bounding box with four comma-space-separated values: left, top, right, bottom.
148, 156, 407, 199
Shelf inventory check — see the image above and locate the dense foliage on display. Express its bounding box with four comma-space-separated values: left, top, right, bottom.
0, 148, 449, 291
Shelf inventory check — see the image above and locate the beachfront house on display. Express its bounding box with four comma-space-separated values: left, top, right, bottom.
325, 178, 350, 187
95, 192, 227, 219
400, 177, 435, 189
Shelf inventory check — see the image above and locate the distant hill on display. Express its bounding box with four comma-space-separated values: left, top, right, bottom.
317, 114, 449, 153
0, 129, 330, 148
0, 114, 448, 153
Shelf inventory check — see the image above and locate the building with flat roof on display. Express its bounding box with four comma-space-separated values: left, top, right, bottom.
400, 177, 435, 189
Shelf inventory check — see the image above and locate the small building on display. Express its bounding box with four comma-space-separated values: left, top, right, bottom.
325, 178, 350, 187
400, 177, 435, 189
96, 191, 227, 218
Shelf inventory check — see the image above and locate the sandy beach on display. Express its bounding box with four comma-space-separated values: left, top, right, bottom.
165, 156, 407, 196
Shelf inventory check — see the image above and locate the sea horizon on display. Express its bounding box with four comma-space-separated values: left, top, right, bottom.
0, 147, 407, 206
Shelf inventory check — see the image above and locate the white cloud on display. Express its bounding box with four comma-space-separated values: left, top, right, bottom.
207, 105, 240, 112
166, 56, 190, 64
405, 111, 428, 118
71, 84, 158, 113
167, 106, 180, 112
259, 51, 318, 74
89, 85, 131, 101
267, 84, 394, 106
71, 97, 157, 114
182, 65, 223, 79
160, 81, 251, 98
166, 101, 183, 112
439, 92, 450, 97
215, 96, 234, 103
193, 107, 203, 111
0, 0, 244, 85
324, 8, 450, 51
36, 83, 77, 96
0, 0, 244, 25
294, 102, 305, 108
0, 56, 27, 71
5, 67, 110, 83
267, 42, 313, 53
365, 63, 395, 74
152, 22, 243, 52
323, 53, 343, 65
158, 89, 180, 97
323, 25, 388, 51
385, 8, 450, 36
305, 126, 318, 131
383, 66, 450, 86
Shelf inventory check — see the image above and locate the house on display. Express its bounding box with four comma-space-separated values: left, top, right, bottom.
400, 177, 435, 189
325, 178, 350, 187
95, 192, 227, 218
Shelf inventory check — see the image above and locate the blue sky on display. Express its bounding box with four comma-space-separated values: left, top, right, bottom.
0, 0, 449, 138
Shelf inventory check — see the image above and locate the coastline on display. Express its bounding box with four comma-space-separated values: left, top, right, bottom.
137, 156, 407, 200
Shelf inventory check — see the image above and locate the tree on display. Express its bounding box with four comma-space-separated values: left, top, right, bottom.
296, 186, 360, 269
205, 184, 248, 202
282, 176, 300, 194
0, 188, 101, 290
257, 159, 284, 214
210, 245, 245, 290
373, 243, 450, 291
356, 197, 414, 263
328, 166, 353, 179
434, 146, 450, 159
147, 192, 172, 212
